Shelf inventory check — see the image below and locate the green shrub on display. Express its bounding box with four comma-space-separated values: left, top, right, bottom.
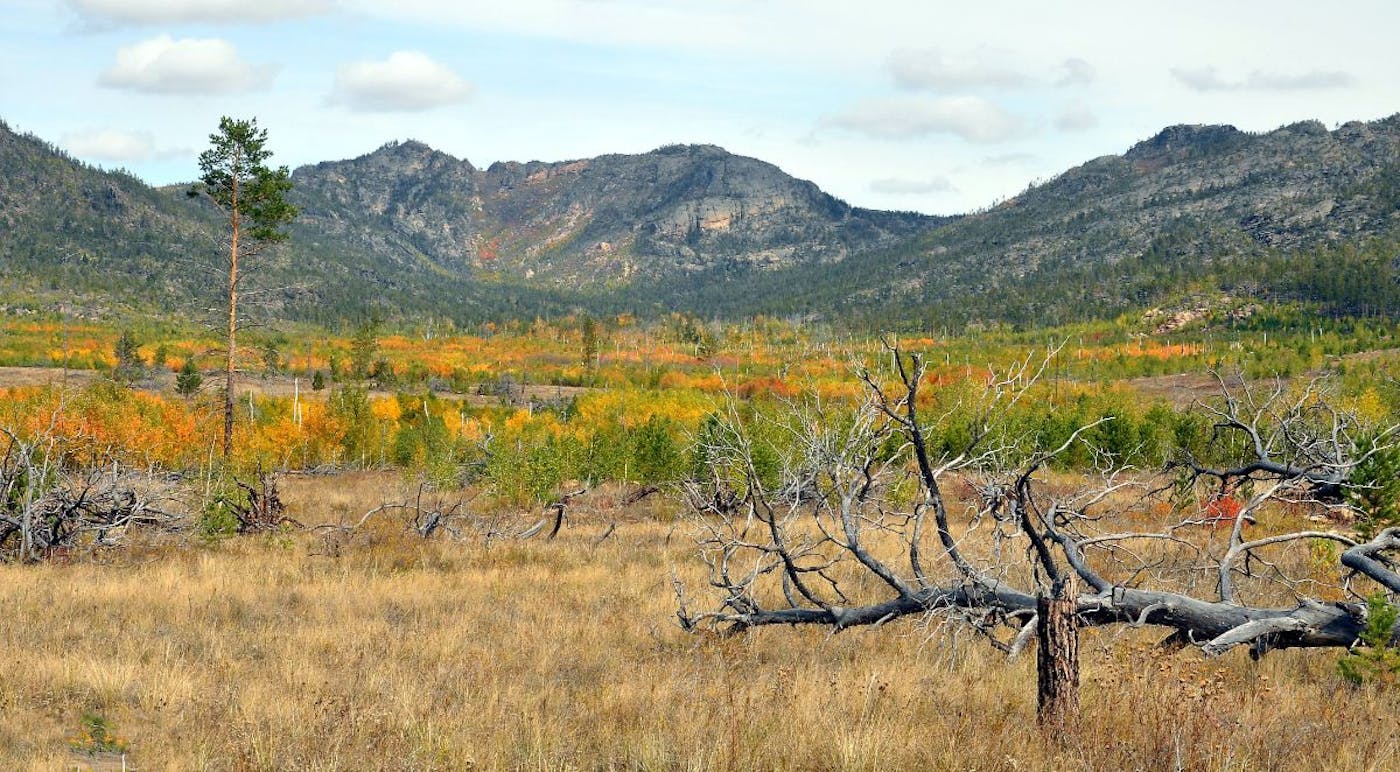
70, 712, 129, 755
197, 480, 243, 539
1338, 593, 1400, 687
1347, 440, 1400, 539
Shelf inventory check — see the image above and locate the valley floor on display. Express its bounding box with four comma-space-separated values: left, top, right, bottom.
1, 475, 1396, 771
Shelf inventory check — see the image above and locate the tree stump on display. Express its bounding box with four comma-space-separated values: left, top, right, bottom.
1036, 576, 1080, 728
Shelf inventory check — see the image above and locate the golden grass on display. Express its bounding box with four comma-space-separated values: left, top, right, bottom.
0, 476, 1396, 770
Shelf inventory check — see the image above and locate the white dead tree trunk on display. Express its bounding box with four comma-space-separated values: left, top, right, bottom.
679, 345, 1400, 727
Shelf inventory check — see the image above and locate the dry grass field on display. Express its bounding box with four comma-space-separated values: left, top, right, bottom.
1, 475, 1397, 771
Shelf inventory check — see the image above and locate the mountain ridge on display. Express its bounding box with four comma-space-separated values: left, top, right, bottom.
642, 114, 1400, 326
2, 113, 1398, 328
289, 139, 942, 286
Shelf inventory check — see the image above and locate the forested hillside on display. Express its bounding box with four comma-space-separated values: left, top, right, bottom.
0, 120, 580, 324
4, 115, 1399, 329
641, 117, 1400, 328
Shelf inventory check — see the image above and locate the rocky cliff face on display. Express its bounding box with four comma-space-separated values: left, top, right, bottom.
290, 142, 939, 285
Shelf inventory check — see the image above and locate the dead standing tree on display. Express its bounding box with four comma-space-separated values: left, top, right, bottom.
679, 345, 1400, 727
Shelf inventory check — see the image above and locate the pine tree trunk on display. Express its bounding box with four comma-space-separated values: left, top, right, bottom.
223, 171, 240, 459
1036, 577, 1080, 728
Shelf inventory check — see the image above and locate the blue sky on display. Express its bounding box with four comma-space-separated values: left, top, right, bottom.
1, 0, 1396, 215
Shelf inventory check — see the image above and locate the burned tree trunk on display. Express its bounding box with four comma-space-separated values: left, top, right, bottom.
1037, 577, 1079, 728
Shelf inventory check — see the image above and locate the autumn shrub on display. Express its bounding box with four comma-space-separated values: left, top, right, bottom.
68, 712, 129, 757
486, 432, 584, 505
582, 422, 630, 483
389, 393, 463, 486
328, 386, 382, 467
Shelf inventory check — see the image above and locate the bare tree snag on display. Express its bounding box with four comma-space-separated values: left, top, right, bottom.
231, 469, 298, 532
546, 487, 588, 540
679, 345, 1400, 723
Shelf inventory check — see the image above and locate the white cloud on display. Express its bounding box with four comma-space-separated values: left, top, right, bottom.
982, 152, 1037, 167
1169, 66, 1237, 91
1055, 57, 1095, 87
68, 0, 330, 25
888, 49, 1094, 93
870, 176, 956, 195
338, 0, 761, 57
825, 96, 1027, 143
98, 35, 273, 94
1248, 71, 1357, 90
61, 128, 184, 162
329, 51, 474, 112
888, 48, 1030, 91
1054, 102, 1098, 132
1171, 65, 1356, 92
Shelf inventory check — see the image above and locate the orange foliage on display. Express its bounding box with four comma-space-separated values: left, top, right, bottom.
735, 377, 798, 400
1076, 341, 1205, 361
1202, 495, 1249, 530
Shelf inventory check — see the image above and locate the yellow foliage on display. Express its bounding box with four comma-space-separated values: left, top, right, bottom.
371, 398, 402, 422
1344, 388, 1389, 426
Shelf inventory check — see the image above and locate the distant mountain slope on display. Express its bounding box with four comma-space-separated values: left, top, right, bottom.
0, 124, 571, 324
642, 116, 1400, 326
3, 114, 1399, 329
0, 121, 218, 313
290, 141, 940, 285
0, 120, 941, 322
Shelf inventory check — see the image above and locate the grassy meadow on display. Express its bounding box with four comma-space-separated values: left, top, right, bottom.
1, 310, 1400, 769
2, 474, 1398, 770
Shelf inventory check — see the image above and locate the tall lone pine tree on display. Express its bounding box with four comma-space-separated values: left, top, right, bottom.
189, 117, 297, 457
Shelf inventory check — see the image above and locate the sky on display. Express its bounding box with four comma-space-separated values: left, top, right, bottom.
1, 0, 1396, 215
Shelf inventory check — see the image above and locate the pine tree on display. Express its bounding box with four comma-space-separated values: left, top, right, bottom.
113, 329, 143, 383
176, 357, 203, 398
188, 117, 297, 457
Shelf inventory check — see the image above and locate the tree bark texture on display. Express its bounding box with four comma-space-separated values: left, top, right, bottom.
1036, 582, 1080, 728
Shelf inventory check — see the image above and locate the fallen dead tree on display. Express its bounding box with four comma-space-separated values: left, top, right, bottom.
312, 483, 477, 542
679, 345, 1400, 725
229, 467, 299, 532
0, 428, 180, 561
